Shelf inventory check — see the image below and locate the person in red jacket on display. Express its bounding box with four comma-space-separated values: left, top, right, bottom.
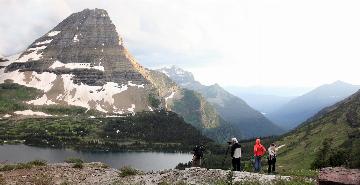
253, 138, 266, 172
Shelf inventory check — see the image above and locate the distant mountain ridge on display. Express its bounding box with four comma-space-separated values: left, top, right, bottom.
276, 89, 360, 169
268, 81, 360, 130
226, 92, 294, 115
157, 66, 284, 138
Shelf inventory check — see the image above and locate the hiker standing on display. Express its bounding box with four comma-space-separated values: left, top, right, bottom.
192, 145, 204, 167
253, 138, 266, 172
267, 143, 277, 174
230, 138, 242, 171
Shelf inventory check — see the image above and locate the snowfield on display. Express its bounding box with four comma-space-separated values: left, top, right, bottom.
14, 110, 52, 117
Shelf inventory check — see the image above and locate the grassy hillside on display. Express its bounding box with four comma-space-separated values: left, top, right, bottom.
0, 82, 41, 114
275, 90, 360, 170
230, 91, 360, 171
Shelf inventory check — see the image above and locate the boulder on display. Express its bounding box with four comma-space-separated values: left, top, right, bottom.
318, 167, 360, 185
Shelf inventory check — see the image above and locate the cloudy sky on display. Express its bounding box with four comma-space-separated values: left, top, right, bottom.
1, 0, 360, 89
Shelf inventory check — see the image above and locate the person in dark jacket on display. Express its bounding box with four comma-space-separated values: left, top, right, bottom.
230, 138, 242, 171
192, 145, 204, 167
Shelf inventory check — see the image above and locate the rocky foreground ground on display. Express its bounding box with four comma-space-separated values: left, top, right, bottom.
0, 162, 358, 185
0, 162, 292, 185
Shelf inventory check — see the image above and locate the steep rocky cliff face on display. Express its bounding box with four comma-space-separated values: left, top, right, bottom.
1, 9, 154, 115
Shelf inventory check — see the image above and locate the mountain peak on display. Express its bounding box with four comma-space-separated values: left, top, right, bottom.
166, 65, 190, 75
330, 80, 351, 86
1, 9, 155, 114
158, 65, 195, 84
6, 8, 145, 84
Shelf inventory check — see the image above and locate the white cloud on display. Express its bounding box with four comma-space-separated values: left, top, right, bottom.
1, 0, 360, 87
0, 0, 71, 55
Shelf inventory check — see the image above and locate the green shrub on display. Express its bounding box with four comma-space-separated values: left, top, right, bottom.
0, 164, 16, 171
119, 166, 139, 177
65, 157, 84, 164
0, 160, 46, 171
27, 160, 47, 166
100, 163, 110, 168
65, 157, 84, 169
175, 161, 191, 170
311, 138, 349, 169
158, 182, 171, 185
232, 180, 261, 185
148, 93, 160, 108
14, 163, 32, 169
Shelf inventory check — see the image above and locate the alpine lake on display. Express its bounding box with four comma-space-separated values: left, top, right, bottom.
0, 144, 193, 171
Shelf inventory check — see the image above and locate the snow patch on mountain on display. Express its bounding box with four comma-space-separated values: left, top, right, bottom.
25, 74, 146, 113
14, 110, 52, 117
50, 60, 105, 71
48, 31, 61, 37
54, 75, 130, 109
159, 69, 170, 77
27, 95, 57, 105
16, 45, 46, 62
35, 39, 53, 46
127, 104, 136, 114
128, 81, 145, 88
165, 92, 175, 101
0, 69, 57, 92
3, 114, 11, 118
73, 34, 79, 42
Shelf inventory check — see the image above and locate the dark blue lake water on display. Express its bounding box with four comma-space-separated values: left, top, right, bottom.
0, 144, 192, 171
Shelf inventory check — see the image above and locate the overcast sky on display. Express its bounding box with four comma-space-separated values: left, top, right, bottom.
1, 0, 360, 89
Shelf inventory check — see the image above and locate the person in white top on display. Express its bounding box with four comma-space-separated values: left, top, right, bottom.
267, 143, 278, 173
230, 138, 242, 171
